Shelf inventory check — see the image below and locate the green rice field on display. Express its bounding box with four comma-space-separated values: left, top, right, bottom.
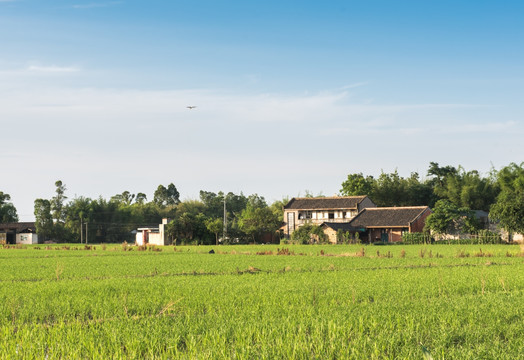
1, 244, 523, 359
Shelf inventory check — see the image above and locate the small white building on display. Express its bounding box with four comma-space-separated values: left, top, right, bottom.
0, 222, 39, 244
17, 231, 38, 245
135, 218, 170, 246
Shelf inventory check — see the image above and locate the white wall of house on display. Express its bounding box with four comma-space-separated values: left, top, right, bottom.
136, 228, 159, 246
135, 219, 169, 246
136, 232, 145, 246
285, 208, 364, 237
148, 232, 164, 246
513, 233, 524, 243
16, 233, 38, 244
500, 230, 524, 243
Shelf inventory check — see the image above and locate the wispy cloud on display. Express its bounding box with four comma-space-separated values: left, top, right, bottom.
72, 1, 123, 9
0, 85, 509, 142
1, 84, 521, 223
27, 65, 81, 73
439, 121, 518, 134
0, 64, 82, 78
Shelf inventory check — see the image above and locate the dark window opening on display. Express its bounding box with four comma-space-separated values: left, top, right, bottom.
299, 211, 313, 220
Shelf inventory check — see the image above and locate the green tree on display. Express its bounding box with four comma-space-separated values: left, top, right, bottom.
340, 173, 374, 196
111, 191, 135, 205
238, 194, 280, 243
87, 197, 140, 243
225, 192, 248, 214
427, 164, 498, 211
35, 181, 73, 242
340, 171, 434, 207
154, 183, 180, 207
427, 162, 458, 188
199, 190, 225, 218
205, 217, 223, 245
135, 193, 147, 204
64, 197, 93, 242
34, 199, 53, 240
51, 180, 67, 223
166, 200, 211, 244
371, 171, 407, 206
490, 162, 524, 235
270, 197, 289, 222
291, 223, 328, 244
424, 199, 479, 236
404, 172, 436, 207
0, 191, 18, 223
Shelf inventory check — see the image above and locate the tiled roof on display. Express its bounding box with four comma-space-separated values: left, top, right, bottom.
284, 196, 368, 210
320, 222, 362, 232
349, 207, 430, 228
0, 222, 37, 233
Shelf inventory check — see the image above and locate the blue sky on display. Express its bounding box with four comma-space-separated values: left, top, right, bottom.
1, 0, 523, 221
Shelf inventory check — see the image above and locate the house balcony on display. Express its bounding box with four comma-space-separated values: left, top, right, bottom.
296, 218, 353, 225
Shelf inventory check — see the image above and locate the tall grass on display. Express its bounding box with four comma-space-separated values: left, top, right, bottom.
0, 244, 522, 359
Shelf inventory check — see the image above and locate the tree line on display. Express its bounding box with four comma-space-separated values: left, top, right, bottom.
0, 161, 522, 243
27, 181, 283, 244
340, 162, 524, 236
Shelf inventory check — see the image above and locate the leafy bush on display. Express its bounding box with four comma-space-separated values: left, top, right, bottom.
402, 233, 431, 244
291, 223, 328, 244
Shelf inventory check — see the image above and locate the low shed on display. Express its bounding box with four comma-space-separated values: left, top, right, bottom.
320, 222, 365, 244
135, 218, 170, 246
348, 206, 431, 243
0, 222, 39, 244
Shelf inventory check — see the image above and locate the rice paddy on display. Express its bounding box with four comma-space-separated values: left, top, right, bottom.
1, 244, 523, 359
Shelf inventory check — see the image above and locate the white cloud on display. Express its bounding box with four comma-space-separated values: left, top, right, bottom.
0, 85, 507, 135
0, 64, 82, 77
27, 65, 81, 73
439, 121, 518, 134
1, 83, 521, 221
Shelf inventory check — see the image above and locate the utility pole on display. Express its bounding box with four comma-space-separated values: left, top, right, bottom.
80, 218, 83, 244
223, 196, 227, 243
85, 222, 88, 244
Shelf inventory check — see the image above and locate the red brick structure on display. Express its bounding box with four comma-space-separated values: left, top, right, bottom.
348, 206, 432, 243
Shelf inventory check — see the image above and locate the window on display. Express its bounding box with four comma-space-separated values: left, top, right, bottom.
287, 213, 295, 233
298, 211, 312, 220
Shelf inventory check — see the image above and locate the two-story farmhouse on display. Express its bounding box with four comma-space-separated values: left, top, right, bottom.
283, 196, 376, 237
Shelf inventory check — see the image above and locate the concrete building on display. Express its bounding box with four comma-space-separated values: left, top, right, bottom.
135, 218, 170, 246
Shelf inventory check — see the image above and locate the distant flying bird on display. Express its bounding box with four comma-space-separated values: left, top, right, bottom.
186, 106, 197, 110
